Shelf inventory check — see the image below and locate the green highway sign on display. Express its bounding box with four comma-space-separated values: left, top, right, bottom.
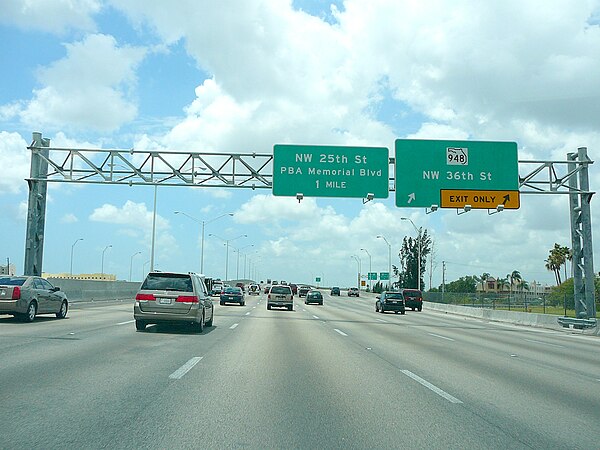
273, 144, 389, 199
395, 139, 519, 208
368, 272, 377, 280
315, 277, 321, 282
379, 272, 389, 280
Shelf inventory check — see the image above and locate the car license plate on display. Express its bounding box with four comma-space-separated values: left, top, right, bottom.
276, 295, 285, 300
158, 298, 172, 305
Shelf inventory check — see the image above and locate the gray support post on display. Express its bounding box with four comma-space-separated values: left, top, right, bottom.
568, 152, 585, 317
577, 147, 596, 319
23, 132, 49, 276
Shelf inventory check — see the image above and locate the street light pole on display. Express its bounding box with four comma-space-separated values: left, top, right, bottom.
174, 211, 234, 274
351, 255, 361, 289
360, 248, 372, 291
70, 238, 83, 276
209, 233, 247, 281
129, 251, 141, 282
377, 235, 392, 290
101, 244, 112, 278
401, 217, 421, 291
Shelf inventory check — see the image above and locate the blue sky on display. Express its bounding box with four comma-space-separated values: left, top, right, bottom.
1, 0, 600, 288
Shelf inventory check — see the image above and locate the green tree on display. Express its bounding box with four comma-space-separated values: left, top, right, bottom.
546, 243, 571, 285
396, 228, 432, 290
442, 275, 477, 293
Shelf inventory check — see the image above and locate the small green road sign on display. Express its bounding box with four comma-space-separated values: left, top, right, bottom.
273, 144, 389, 199
380, 272, 389, 280
368, 272, 377, 280
395, 139, 519, 208
315, 277, 321, 282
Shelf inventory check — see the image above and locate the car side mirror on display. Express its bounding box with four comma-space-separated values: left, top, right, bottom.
376, 295, 380, 299
52, 286, 60, 292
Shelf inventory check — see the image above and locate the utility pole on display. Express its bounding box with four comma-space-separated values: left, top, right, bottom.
442, 261, 446, 304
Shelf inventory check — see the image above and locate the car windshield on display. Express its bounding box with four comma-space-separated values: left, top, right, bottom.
140, 274, 193, 292
271, 286, 291, 294
0, 277, 27, 286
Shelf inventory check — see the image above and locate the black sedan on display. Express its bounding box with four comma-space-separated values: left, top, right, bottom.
220, 287, 245, 306
304, 290, 323, 305
375, 291, 405, 314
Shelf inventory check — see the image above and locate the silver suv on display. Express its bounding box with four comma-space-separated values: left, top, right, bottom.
267, 284, 294, 311
134, 271, 213, 332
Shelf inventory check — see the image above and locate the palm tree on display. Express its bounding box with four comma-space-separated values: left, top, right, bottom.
510, 270, 522, 292
479, 272, 490, 292
546, 244, 571, 285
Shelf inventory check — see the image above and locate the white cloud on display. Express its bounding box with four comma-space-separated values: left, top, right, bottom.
0, 132, 30, 194
0, 0, 101, 33
60, 213, 78, 223
19, 34, 146, 131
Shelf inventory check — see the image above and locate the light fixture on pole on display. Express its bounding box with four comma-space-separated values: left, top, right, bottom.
401, 217, 421, 291
174, 211, 234, 274
101, 244, 112, 278
376, 235, 392, 290
209, 233, 247, 281
129, 251, 142, 282
360, 248, 372, 291
70, 238, 84, 276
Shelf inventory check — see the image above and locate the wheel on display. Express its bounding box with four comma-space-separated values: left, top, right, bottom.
205, 307, 214, 327
401, 310, 406, 315
192, 314, 205, 333
220, 301, 224, 306
267, 304, 272, 310
412, 307, 416, 311
288, 305, 293, 311
23, 301, 37, 322
380, 306, 385, 314
135, 320, 147, 331
56, 300, 68, 319
417, 306, 422, 312
319, 302, 323, 305
242, 302, 245, 306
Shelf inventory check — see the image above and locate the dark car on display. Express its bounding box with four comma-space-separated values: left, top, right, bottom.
298, 286, 311, 297
304, 290, 323, 305
348, 287, 360, 297
220, 287, 245, 306
0, 276, 69, 322
401, 289, 423, 311
330, 286, 340, 296
376, 291, 406, 314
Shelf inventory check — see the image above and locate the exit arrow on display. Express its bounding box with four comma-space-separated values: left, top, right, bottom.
502, 194, 510, 205
408, 193, 415, 204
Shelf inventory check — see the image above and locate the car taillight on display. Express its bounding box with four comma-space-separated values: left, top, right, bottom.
176, 295, 199, 303
136, 293, 155, 301
12, 286, 21, 300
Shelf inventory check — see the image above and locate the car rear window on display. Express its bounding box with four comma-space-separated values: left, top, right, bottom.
141, 273, 193, 292
0, 277, 26, 286
403, 290, 422, 298
386, 293, 403, 300
271, 286, 291, 294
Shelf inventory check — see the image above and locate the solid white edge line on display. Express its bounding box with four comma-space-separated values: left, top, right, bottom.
428, 332, 455, 341
334, 328, 348, 336
375, 318, 388, 323
117, 320, 135, 325
230, 323, 239, 329
401, 370, 463, 404
169, 357, 203, 380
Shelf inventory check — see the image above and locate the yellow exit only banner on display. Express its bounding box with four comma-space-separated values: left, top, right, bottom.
440, 190, 520, 209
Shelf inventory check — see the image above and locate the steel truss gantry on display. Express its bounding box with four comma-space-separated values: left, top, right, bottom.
23, 133, 595, 326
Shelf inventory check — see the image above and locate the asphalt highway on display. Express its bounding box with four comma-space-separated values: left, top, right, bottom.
1, 291, 599, 449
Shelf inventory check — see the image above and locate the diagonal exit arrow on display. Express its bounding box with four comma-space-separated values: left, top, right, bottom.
502, 194, 510, 205
408, 193, 415, 204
